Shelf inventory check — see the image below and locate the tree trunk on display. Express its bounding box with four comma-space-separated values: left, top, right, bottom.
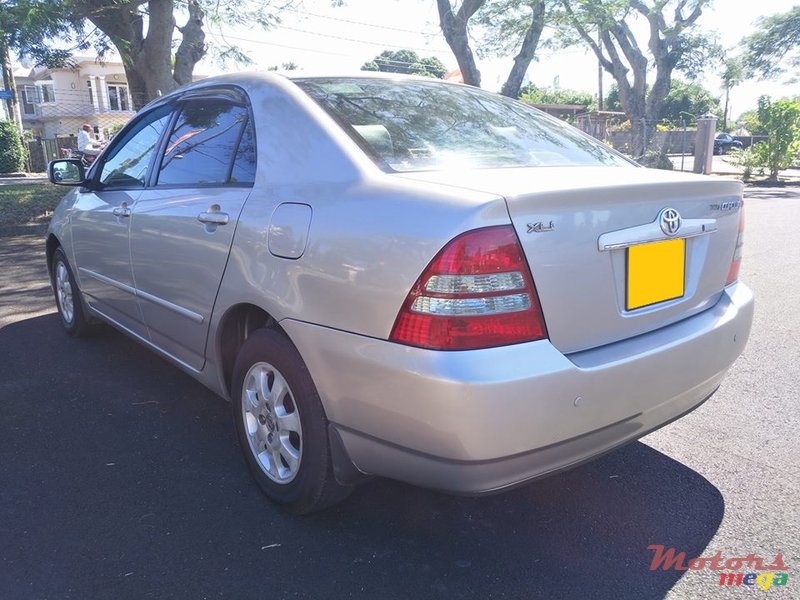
86, 0, 206, 110
174, 0, 205, 86
722, 86, 730, 131
436, 0, 484, 87
500, 1, 545, 98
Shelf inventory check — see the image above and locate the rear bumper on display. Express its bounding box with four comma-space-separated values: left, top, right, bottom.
282, 282, 753, 494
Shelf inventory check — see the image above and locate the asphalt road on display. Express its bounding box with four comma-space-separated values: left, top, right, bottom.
1, 186, 798, 599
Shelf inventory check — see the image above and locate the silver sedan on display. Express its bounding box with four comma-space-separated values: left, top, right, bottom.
45, 73, 753, 513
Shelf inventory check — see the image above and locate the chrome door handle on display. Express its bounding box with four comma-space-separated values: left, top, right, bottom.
112, 204, 131, 217
197, 211, 229, 225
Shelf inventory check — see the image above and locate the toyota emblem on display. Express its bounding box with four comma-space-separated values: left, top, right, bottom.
659, 208, 682, 236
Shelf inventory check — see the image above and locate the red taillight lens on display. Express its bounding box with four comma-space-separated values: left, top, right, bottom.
389, 225, 547, 350
726, 201, 745, 285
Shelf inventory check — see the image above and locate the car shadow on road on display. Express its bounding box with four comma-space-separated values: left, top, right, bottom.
1, 314, 724, 600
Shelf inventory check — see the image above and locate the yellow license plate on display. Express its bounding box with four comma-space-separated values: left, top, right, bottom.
626, 239, 686, 310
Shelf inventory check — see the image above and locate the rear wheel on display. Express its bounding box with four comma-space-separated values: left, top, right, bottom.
51, 247, 96, 337
231, 328, 351, 514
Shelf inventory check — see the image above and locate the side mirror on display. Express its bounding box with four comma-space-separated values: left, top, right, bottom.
48, 159, 86, 186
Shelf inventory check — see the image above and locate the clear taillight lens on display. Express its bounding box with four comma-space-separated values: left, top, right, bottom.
389, 226, 547, 350
726, 202, 745, 285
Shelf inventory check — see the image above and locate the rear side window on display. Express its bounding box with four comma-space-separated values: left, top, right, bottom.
157, 99, 251, 186
230, 118, 256, 184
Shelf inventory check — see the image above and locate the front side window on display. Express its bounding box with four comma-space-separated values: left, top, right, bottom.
298, 78, 631, 172
157, 98, 249, 186
99, 104, 173, 188
108, 84, 129, 111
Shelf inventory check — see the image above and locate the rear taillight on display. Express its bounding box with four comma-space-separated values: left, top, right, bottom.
389, 226, 547, 350
726, 202, 745, 285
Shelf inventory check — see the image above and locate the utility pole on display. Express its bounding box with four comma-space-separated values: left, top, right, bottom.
0, 32, 23, 134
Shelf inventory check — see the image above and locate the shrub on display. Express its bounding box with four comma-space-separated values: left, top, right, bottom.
638, 150, 674, 170
756, 96, 800, 179
0, 121, 26, 174
727, 145, 764, 181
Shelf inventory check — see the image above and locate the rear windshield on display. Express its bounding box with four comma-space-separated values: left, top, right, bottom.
296, 78, 630, 172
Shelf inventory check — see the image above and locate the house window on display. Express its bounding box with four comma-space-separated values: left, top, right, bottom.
87, 80, 94, 105
107, 83, 129, 111
21, 85, 36, 115
38, 83, 55, 103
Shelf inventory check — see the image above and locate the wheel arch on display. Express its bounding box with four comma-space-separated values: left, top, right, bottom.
215, 302, 289, 398
45, 233, 61, 280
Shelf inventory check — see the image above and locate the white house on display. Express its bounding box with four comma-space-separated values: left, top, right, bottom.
15, 56, 137, 140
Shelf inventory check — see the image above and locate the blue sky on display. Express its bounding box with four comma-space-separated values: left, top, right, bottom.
198, 0, 798, 118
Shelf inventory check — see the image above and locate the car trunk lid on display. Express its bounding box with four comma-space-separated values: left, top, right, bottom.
395, 166, 744, 354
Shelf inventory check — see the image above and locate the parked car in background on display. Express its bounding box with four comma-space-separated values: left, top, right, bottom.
714, 132, 744, 155
44, 73, 753, 514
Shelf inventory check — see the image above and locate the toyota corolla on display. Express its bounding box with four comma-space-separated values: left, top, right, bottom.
45, 73, 753, 513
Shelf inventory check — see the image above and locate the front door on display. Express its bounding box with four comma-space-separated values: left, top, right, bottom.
71, 104, 174, 335
129, 96, 256, 370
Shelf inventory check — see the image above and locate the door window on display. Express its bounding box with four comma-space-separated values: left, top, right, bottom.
98, 104, 173, 189
157, 99, 250, 186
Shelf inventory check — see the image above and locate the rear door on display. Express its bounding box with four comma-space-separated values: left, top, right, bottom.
129, 92, 256, 370
70, 104, 174, 335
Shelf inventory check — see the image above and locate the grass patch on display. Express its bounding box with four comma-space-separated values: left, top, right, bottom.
0, 184, 67, 228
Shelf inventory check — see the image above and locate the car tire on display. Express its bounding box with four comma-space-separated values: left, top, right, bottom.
51, 247, 97, 337
231, 328, 352, 514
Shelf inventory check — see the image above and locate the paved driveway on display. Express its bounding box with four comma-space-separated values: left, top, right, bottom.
1, 187, 798, 599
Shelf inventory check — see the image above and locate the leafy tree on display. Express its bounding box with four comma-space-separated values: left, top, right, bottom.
605, 81, 721, 126
560, 0, 719, 156
361, 50, 447, 78
2, 0, 299, 110
659, 80, 722, 125
474, 0, 548, 98
743, 6, 800, 79
0, 120, 26, 173
435, 0, 549, 98
720, 57, 743, 131
518, 83, 594, 107
755, 96, 800, 179
735, 109, 767, 136
268, 62, 300, 71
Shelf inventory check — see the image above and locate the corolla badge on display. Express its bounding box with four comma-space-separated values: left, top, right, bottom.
659, 208, 682, 236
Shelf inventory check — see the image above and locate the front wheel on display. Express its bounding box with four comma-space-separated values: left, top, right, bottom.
231, 328, 351, 514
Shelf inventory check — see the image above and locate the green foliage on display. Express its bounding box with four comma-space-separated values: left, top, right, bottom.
736, 110, 767, 135
660, 80, 722, 125
638, 150, 674, 170
727, 146, 763, 182
474, 0, 548, 58
361, 50, 447, 79
0, 183, 67, 226
0, 121, 26, 174
267, 62, 300, 71
743, 6, 800, 79
518, 84, 594, 108
606, 80, 721, 124
756, 96, 800, 178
